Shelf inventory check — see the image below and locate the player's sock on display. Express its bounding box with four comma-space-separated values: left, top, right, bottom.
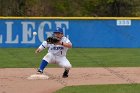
39, 60, 48, 71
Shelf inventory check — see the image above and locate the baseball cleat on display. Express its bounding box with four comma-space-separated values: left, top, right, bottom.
37, 69, 43, 74
62, 70, 69, 78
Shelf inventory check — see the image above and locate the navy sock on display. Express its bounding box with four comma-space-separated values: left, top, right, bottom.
39, 60, 48, 71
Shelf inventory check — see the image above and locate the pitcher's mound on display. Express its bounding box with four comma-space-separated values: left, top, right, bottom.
27, 74, 49, 80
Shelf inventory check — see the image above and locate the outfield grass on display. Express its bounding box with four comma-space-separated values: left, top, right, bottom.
0, 48, 140, 67
55, 84, 140, 93
1, 48, 140, 93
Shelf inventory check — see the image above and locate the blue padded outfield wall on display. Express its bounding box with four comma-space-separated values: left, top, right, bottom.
0, 17, 140, 48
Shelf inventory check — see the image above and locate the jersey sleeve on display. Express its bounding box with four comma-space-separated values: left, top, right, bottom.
38, 41, 48, 51
65, 38, 72, 44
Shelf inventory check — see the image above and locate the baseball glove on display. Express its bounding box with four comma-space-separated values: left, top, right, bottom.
46, 36, 60, 44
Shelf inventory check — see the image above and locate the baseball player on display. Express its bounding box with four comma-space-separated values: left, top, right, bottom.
35, 27, 72, 78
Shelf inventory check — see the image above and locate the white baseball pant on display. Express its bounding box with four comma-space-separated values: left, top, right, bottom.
42, 53, 72, 69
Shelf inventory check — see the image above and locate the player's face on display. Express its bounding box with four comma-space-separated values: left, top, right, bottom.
54, 32, 63, 39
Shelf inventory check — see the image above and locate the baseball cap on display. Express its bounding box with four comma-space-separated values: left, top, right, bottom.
54, 27, 63, 33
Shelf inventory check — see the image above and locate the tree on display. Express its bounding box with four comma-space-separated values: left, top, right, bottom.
0, 0, 140, 17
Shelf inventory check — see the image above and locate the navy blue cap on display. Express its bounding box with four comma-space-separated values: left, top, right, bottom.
54, 27, 63, 33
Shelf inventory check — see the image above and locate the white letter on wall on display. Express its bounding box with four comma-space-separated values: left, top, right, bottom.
5, 22, 19, 43
21, 22, 35, 43
38, 21, 51, 42
0, 34, 2, 43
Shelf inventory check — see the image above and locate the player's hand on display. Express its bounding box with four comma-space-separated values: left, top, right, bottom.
35, 48, 41, 54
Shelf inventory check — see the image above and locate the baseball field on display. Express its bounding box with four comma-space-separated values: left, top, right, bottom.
1, 48, 140, 93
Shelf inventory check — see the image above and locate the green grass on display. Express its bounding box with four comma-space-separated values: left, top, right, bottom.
1, 48, 140, 93
55, 84, 140, 93
0, 48, 140, 67
69, 48, 140, 67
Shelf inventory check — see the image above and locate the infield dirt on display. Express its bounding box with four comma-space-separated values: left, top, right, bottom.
1, 67, 140, 93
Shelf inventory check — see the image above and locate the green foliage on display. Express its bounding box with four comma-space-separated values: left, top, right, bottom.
26, 0, 38, 6
0, 0, 140, 16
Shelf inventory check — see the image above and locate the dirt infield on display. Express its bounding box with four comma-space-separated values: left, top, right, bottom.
1, 67, 140, 93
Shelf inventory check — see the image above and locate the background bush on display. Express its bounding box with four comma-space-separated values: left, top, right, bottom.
0, 0, 140, 17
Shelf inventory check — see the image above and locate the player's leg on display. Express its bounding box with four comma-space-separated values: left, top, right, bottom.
37, 53, 53, 74
57, 56, 72, 78
62, 61, 72, 78
37, 60, 48, 73
63, 69, 70, 78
